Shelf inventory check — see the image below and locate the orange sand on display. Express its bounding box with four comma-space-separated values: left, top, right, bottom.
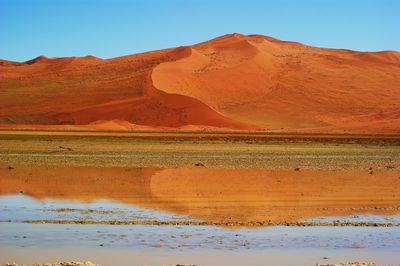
1, 34, 399, 133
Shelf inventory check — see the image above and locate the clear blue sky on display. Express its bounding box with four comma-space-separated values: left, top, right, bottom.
1, 0, 399, 62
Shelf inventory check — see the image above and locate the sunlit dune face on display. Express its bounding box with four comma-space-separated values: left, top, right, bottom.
152, 34, 400, 132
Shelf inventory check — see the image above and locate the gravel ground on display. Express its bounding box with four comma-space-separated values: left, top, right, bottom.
0, 132, 399, 171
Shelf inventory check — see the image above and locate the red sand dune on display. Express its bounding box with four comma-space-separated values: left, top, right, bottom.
1, 33, 399, 132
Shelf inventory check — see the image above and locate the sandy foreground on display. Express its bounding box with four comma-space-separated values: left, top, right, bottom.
0, 262, 381, 266
1, 263, 99, 266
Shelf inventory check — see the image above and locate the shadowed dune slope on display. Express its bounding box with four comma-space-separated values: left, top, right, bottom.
1, 33, 399, 132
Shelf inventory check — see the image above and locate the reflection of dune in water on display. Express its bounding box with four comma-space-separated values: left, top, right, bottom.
0, 164, 399, 223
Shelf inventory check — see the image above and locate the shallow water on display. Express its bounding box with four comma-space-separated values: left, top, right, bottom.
0, 194, 194, 222
2, 165, 400, 223
303, 214, 400, 224
1, 194, 400, 225
1, 223, 400, 266
2, 222, 400, 250
1, 165, 400, 265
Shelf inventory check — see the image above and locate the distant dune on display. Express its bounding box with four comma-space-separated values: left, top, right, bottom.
1, 33, 399, 133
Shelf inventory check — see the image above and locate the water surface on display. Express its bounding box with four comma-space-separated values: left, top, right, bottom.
1, 164, 400, 265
